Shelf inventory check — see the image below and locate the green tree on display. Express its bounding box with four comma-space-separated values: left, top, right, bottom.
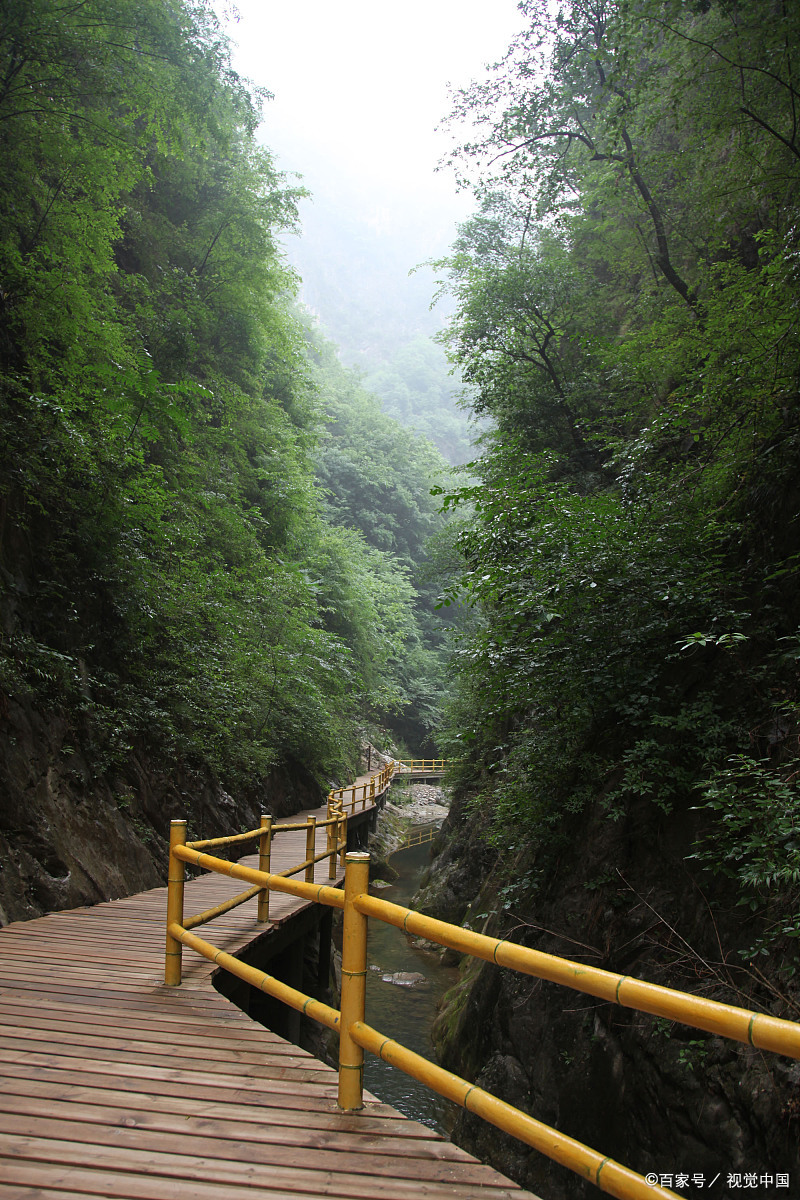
308, 330, 454, 749
0, 0, 448, 797
434, 0, 800, 871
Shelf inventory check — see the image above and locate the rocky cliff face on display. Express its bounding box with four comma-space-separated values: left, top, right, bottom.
0, 695, 324, 925
420, 790, 800, 1200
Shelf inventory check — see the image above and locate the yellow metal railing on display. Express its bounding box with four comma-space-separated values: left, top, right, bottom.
164, 823, 800, 1200
395, 757, 450, 774
326, 759, 397, 820
165, 762, 399, 982
164, 809, 344, 981
400, 822, 439, 849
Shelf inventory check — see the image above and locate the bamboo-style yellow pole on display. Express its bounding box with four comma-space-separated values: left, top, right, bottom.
355, 894, 800, 1061
350, 1021, 679, 1200
185, 883, 262, 930
338, 851, 370, 1110
258, 815, 272, 923
172, 843, 345, 909
277, 845, 334, 879
185, 827, 262, 851
170, 923, 341, 1032
270, 815, 339, 834
305, 816, 316, 883
339, 813, 348, 865
165, 819, 187, 986
327, 808, 337, 879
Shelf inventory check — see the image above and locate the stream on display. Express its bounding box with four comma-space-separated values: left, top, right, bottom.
362, 838, 461, 1134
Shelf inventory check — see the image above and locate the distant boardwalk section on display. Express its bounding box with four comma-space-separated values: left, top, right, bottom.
395, 757, 451, 782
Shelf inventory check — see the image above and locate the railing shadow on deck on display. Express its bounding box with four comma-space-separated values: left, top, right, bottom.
161, 763, 800, 1200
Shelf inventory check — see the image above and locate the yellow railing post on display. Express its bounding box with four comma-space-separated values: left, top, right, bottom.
258, 815, 272, 923
305, 815, 316, 883
338, 851, 370, 1111
339, 813, 348, 866
370, 776, 375, 801
327, 815, 337, 879
165, 819, 187, 986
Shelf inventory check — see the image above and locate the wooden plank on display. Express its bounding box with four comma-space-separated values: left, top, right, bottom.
0, 1161, 518, 1200
0, 993, 282, 1030
0, 1160, 345, 1200
0, 1011, 331, 1061
0, 997, 311, 1046
0, 983, 259, 1020
0, 1112, 512, 1188
0, 1172, 311, 1200
0, 1075, 477, 1158
1, 1046, 344, 1103
0, 1134, 524, 1199
0, 1057, 418, 1127
0, 1038, 335, 1085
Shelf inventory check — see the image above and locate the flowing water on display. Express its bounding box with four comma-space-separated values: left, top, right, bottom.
362, 839, 461, 1134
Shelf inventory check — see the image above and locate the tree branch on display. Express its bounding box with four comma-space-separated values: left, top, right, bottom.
740, 106, 800, 163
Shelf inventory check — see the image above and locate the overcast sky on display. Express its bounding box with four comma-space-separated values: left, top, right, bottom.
219, 0, 525, 222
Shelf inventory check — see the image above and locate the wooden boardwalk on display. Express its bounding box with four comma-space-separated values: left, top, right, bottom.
0, 782, 539, 1199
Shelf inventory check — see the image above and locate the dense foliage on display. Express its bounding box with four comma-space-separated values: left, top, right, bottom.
435, 0, 800, 943
309, 331, 453, 749
0, 0, 446, 792
362, 336, 475, 466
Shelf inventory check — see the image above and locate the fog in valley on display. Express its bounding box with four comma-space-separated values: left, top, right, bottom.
218, 0, 525, 461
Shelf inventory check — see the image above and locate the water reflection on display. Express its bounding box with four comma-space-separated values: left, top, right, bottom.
363, 840, 460, 1134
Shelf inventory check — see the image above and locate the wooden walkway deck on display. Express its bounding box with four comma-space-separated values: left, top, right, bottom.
0, 780, 539, 1199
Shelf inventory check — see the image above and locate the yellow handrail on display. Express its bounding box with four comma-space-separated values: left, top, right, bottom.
400, 823, 439, 849
326, 760, 397, 820
165, 756, 399, 950
164, 827, 800, 1200
185, 828, 265, 850
183, 882, 263, 930
186, 813, 339, 851
395, 757, 450, 773
170, 807, 349, 942
350, 1018, 673, 1199
355, 891, 800, 1058
262, 815, 340, 834
172, 844, 346, 909
170, 921, 341, 1032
